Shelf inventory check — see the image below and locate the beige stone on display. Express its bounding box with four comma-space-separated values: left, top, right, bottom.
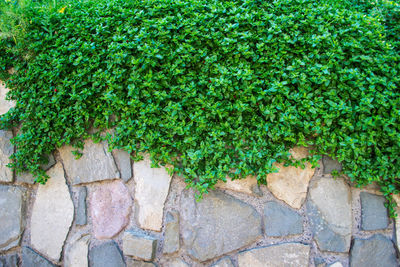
122, 231, 157, 261
133, 153, 172, 231
215, 176, 258, 195
266, 146, 315, 209
64, 234, 89, 267
394, 194, 400, 251
0, 81, 15, 116
0, 130, 13, 182
59, 139, 120, 185
329, 262, 343, 267
238, 243, 310, 267
31, 163, 74, 261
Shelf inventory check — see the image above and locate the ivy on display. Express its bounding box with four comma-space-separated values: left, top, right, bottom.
1, 0, 400, 215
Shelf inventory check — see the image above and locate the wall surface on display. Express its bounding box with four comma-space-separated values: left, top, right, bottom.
0, 82, 399, 267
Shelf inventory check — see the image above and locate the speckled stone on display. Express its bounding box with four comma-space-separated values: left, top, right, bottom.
89, 241, 125, 267
122, 230, 157, 261
360, 192, 389, 231
264, 201, 303, 237
0, 130, 13, 183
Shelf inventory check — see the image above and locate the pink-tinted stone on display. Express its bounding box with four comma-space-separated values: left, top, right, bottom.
89, 180, 132, 239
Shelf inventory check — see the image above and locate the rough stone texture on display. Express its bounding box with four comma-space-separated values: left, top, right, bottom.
322, 155, 342, 174
134, 153, 172, 231
31, 163, 74, 261
266, 146, 315, 209
0, 253, 18, 267
59, 139, 120, 185
16, 154, 56, 184
328, 262, 343, 267
237, 243, 310, 267
264, 201, 303, 237
360, 192, 389, 230
89, 241, 125, 267
122, 230, 157, 261
180, 190, 262, 262
307, 177, 352, 252
22, 247, 56, 267
112, 149, 132, 182
350, 235, 398, 267
393, 194, 400, 250
0, 130, 13, 182
0, 186, 23, 251
165, 259, 189, 267
89, 180, 132, 239
163, 211, 180, 254
127, 259, 156, 267
76, 186, 87, 226
212, 257, 234, 267
215, 176, 259, 195
0, 81, 15, 116
64, 234, 89, 267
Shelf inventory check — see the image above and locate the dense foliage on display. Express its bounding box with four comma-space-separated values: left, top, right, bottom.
1, 0, 399, 213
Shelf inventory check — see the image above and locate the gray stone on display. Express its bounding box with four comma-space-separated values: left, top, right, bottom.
76, 187, 87, 226
237, 243, 310, 267
211, 257, 234, 267
165, 259, 188, 267
264, 201, 303, 236
134, 153, 172, 231
350, 235, 397, 267
360, 192, 389, 231
112, 149, 132, 182
122, 230, 157, 261
180, 190, 262, 261
322, 156, 342, 174
59, 139, 120, 185
0, 186, 23, 251
0, 130, 13, 182
31, 163, 74, 261
126, 259, 156, 267
22, 246, 56, 267
16, 154, 56, 184
0, 81, 15, 116
307, 177, 352, 252
163, 211, 180, 254
328, 262, 343, 267
89, 241, 125, 267
0, 253, 19, 267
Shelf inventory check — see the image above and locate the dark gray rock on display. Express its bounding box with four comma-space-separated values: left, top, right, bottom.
112, 149, 132, 182
163, 211, 180, 254
22, 247, 56, 267
0, 130, 13, 182
180, 190, 262, 261
350, 235, 398, 267
0, 186, 23, 251
0, 253, 19, 267
76, 186, 87, 226
360, 192, 389, 231
264, 201, 303, 236
89, 241, 125, 267
322, 156, 342, 174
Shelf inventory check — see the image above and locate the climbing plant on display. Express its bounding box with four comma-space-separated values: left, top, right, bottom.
1, 0, 399, 214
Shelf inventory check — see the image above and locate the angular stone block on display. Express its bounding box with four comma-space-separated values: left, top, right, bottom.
122, 231, 157, 261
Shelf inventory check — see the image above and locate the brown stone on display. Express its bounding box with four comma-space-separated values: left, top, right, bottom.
89, 180, 132, 239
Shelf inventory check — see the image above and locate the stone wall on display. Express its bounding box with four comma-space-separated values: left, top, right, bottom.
1, 82, 400, 267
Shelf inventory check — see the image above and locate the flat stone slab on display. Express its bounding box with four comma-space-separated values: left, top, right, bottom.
89, 180, 132, 239
31, 163, 74, 261
64, 234, 89, 267
0, 186, 23, 251
127, 259, 156, 267
266, 147, 315, 209
0, 253, 18, 267
360, 192, 389, 230
16, 154, 55, 184
322, 155, 342, 174
212, 257, 234, 267
163, 211, 180, 254
134, 153, 172, 231
180, 190, 262, 261
122, 231, 157, 261
22, 247, 56, 267
307, 177, 352, 252
0, 130, 13, 183
89, 241, 125, 267
264, 201, 303, 236
350, 235, 398, 267
238, 243, 310, 267
59, 139, 120, 185
0, 81, 15, 116
112, 149, 132, 182
215, 176, 259, 195
76, 186, 87, 226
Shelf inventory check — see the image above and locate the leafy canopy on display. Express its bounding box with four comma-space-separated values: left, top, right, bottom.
1, 0, 400, 213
